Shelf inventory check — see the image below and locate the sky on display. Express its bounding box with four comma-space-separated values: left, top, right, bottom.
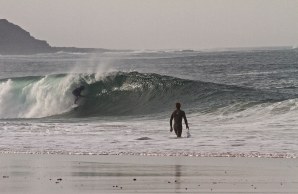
1, 0, 298, 50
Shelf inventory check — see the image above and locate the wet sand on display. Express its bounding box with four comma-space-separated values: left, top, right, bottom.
0, 154, 297, 193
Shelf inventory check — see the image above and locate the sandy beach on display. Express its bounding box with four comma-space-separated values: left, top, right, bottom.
0, 154, 297, 193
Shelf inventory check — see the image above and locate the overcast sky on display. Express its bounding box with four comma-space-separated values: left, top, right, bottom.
1, 0, 298, 50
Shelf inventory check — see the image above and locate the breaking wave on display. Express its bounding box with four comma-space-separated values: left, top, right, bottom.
0, 72, 295, 119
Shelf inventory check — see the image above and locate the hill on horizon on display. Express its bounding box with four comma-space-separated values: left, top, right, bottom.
0, 19, 111, 55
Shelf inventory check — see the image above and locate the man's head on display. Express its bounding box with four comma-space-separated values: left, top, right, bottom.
176, 102, 181, 110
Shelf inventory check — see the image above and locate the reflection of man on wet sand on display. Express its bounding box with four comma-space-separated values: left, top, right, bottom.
170, 102, 189, 138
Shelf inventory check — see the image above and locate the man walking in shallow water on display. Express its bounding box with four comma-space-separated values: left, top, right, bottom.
170, 102, 189, 138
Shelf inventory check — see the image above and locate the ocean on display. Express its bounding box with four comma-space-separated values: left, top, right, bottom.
0, 48, 298, 158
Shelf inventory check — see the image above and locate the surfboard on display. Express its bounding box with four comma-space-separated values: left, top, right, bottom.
71, 104, 79, 108
169, 130, 191, 139
186, 130, 191, 138
71, 104, 79, 110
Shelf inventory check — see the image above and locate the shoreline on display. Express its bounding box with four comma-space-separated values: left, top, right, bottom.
1, 153, 297, 193
0, 151, 296, 159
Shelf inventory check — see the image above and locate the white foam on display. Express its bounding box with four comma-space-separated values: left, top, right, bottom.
0, 75, 79, 118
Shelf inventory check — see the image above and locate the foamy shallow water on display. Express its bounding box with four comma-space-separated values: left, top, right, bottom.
1, 111, 297, 158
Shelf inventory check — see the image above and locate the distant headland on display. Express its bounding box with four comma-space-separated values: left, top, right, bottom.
0, 19, 112, 55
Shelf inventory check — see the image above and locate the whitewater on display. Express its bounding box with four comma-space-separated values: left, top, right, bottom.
0, 48, 298, 157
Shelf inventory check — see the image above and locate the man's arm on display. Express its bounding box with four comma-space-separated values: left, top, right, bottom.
170, 113, 174, 132
183, 112, 189, 129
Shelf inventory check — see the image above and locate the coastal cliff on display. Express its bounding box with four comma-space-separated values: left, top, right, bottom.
0, 19, 52, 55
0, 19, 111, 55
